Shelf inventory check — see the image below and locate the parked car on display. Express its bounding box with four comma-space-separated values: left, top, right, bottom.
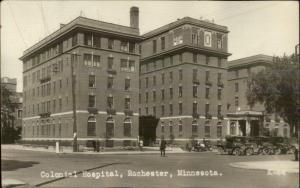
269, 136, 296, 154
216, 136, 248, 156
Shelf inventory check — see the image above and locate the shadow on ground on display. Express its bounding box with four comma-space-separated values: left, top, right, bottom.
1, 159, 39, 171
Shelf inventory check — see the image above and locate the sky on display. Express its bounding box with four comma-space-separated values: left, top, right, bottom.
1, 1, 299, 92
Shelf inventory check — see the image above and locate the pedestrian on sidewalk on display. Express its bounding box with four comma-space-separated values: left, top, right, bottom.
160, 136, 167, 157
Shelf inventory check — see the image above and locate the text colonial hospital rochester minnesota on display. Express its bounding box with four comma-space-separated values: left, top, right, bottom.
40, 169, 223, 179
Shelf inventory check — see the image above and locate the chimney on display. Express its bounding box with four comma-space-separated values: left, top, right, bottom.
130, 6, 139, 28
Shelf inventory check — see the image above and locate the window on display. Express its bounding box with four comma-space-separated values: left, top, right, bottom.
59, 80, 62, 89
235, 96, 239, 107
161, 73, 165, 84
204, 31, 212, 47
230, 122, 236, 135
170, 56, 173, 65
89, 95, 96, 107
192, 31, 198, 44
161, 105, 165, 116
108, 39, 114, 49
93, 34, 101, 48
169, 104, 173, 115
106, 118, 114, 137
217, 33, 223, 49
139, 93, 141, 104
206, 87, 210, 99
205, 123, 211, 138
93, 55, 101, 67
153, 91, 156, 101
153, 61, 157, 70
205, 56, 210, 64
120, 59, 135, 72
218, 58, 222, 67
162, 58, 165, 68
217, 125, 222, 138
235, 70, 239, 78
124, 98, 130, 110
129, 42, 135, 53
161, 89, 165, 100
153, 40, 157, 53
179, 53, 182, 63
145, 77, 149, 88
107, 96, 113, 108
107, 77, 113, 89
87, 116, 96, 136
89, 75, 96, 88
59, 98, 62, 111
72, 34, 77, 46
205, 71, 210, 81
161, 122, 165, 133
193, 69, 197, 80
161, 37, 165, 50
169, 87, 173, 99
193, 53, 197, 63
153, 106, 156, 116
235, 82, 239, 92
125, 78, 130, 91
193, 85, 197, 98
173, 28, 183, 46
218, 88, 222, 100
179, 70, 183, 81
205, 103, 210, 115
153, 76, 156, 86
108, 57, 114, 69
193, 102, 197, 114
84, 54, 92, 67
179, 86, 183, 98
84, 33, 92, 46
120, 41, 128, 52
192, 120, 198, 136
169, 71, 173, 83
178, 120, 183, 137
218, 73, 222, 84
124, 119, 132, 137
169, 122, 173, 135
179, 102, 182, 115
218, 105, 222, 115
146, 92, 149, 103
145, 107, 149, 115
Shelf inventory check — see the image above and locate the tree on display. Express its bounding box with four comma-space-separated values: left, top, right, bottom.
246, 54, 299, 137
1, 85, 21, 143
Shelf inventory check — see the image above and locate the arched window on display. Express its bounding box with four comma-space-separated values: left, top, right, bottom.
87, 116, 96, 136
106, 117, 114, 137
124, 118, 132, 137
192, 120, 198, 137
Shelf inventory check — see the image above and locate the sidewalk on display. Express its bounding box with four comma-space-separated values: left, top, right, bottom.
1, 144, 188, 155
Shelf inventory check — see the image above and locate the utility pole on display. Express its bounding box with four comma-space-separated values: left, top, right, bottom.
65, 52, 80, 152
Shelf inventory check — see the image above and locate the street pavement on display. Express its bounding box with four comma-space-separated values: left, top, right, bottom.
2, 147, 299, 188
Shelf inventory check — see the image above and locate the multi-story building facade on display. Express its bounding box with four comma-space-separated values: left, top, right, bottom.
227, 54, 290, 137
139, 17, 231, 143
20, 7, 142, 147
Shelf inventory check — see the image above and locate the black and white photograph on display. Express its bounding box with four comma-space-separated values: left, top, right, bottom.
1, 1, 299, 187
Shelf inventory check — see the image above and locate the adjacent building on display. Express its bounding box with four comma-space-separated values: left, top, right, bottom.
20, 7, 142, 147
227, 54, 290, 137
139, 17, 231, 143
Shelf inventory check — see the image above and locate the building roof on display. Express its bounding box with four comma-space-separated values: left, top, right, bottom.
21, 16, 142, 60
228, 54, 273, 69
142, 17, 228, 39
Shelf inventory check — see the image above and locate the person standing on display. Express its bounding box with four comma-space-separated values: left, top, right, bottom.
139, 139, 144, 151
160, 137, 167, 157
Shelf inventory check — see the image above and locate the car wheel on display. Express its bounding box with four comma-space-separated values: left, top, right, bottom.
233, 148, 241, 156
274, 148, 281, 155
263, 148, 271, 155
245, 148, 254, 156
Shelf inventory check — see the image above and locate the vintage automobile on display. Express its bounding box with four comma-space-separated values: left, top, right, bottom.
268, 136, 296, 155
216, 136, 248, 156
252, 136, 274, 155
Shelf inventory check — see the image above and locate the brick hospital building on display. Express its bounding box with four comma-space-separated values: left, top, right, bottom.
20, 7, 289, 147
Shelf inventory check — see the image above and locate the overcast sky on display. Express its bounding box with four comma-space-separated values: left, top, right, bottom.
1, 1, 299, 92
